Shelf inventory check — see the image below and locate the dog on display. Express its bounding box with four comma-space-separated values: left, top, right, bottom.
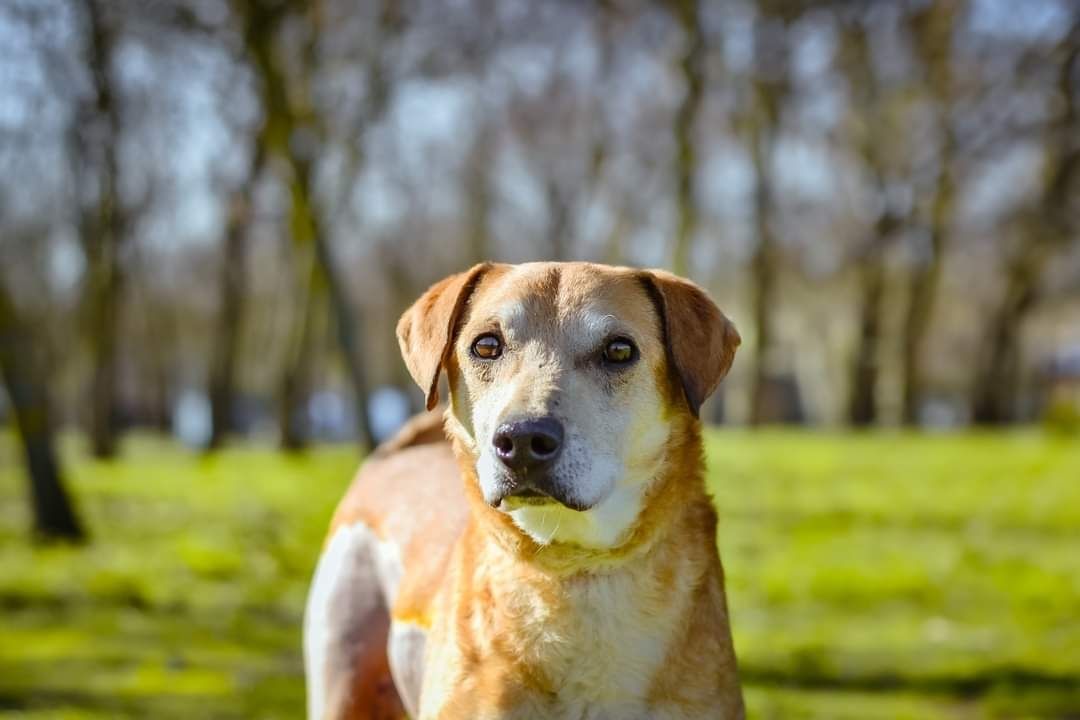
304, 262, 744, 719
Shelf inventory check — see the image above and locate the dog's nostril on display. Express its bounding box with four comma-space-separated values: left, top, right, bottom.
530, 434, 557, 457
494, 435, 514, 455
493, 418, 563, 470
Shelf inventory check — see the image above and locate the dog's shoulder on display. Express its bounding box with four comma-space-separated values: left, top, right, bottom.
327, 410, 468, 624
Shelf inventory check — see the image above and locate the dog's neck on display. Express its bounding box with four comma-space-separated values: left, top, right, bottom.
440, 422, 731, 706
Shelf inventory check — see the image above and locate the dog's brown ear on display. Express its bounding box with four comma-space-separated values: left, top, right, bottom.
640, 269, 741, 416
397, 263, 491, 410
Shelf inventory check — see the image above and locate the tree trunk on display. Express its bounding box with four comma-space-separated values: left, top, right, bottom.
899, 218, 946, 425
668, 0, 704, 279
466, 122, 493, 265
900, 0, 960, 425
970, 20, 1078, 424
207, 147, 266, 450
207, 194, 249, 450
81, 0, 125, 458
747, 112, 779, 427
970, 249, 1041, 424
280, 249, 321, 451
239, 0, 377, 452
848, 252, 885, 427
312, 215, 376, 451
292, 145, 376, 451
899, 188, 951, 426
837, 18, 908, 427
87, 231, 122, 458
0, 278, 85, 542
745, 10, 789, 426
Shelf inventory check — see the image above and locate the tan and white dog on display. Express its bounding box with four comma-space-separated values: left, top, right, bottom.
304, 262, 745, 719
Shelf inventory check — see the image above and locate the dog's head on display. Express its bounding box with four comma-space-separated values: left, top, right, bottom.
397, 262, 739, 549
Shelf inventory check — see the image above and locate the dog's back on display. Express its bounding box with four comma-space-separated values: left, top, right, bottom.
305, 410, 465, 719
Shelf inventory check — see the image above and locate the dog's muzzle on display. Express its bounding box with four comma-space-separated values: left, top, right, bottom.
489, 416, 585, 510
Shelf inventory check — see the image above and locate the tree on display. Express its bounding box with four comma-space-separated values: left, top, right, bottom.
0, 272, 84, 542
745, 8, 791, 426
234, 0, 384, 451
667, 0, 704, 279
77, 0, 127, 457
900, 0, 961, 425
971, 17, 1080, 424
838, 12, 909, 426
207, 145, 267, 450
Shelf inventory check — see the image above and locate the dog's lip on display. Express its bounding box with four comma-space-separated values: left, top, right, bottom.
509, 487, 546, 499
499, 496, 557, 510
496, 487, 594, 513
497, 486, 556, 509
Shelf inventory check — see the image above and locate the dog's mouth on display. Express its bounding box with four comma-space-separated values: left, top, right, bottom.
500, 493, 555, 509
497, 484, 556, 509
509, 486, 547, 500
494, 482, 593, 513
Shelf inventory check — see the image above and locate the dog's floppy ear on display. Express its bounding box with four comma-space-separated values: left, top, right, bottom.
640, 269, 741, 416
397, 263, 491, 410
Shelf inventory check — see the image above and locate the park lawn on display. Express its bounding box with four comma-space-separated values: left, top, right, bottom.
1, 430, 1079, 719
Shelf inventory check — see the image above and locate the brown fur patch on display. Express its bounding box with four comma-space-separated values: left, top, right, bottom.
396, 263, 496, 410
639, 269, 741, 415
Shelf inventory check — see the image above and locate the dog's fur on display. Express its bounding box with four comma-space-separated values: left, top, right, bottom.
304, 262, 744, 719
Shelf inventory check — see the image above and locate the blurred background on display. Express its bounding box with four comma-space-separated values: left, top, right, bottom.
1, 0, 1079, 717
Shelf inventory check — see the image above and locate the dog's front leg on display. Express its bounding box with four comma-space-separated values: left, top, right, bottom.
304, 523, 406, 720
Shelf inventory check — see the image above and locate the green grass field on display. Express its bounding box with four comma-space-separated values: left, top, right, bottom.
1, 430, 1079, 719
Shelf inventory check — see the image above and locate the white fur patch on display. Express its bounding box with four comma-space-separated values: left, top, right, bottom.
507, 483, 642, 548
388, 620, 427, 718
303, 522, 402, 719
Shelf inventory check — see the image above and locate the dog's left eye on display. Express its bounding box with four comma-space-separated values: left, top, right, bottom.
602, 338, 637, 365
471, 334, 503, 359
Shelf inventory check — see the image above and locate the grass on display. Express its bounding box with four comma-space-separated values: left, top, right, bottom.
1, 430, 1079, 718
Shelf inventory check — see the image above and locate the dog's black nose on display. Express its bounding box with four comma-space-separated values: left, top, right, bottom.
493, 417, 564, 473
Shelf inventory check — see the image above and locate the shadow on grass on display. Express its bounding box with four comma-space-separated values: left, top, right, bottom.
0, 688, 238, 719
742, 664, 1080, 697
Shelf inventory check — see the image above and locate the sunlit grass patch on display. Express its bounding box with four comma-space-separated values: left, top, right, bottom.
2, 429, 1079, 718
709, 430, 1080, 718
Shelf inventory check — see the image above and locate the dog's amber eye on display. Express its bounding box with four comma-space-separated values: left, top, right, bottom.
603, 338, 636, 365
471, 334, 502, 359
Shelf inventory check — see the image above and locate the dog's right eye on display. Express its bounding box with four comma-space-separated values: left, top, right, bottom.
471, 334, 503, 360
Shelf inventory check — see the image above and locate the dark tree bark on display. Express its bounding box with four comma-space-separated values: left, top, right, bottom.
237, 0, 382, 451
969, 256, 1036, 424
207, 146, 267, 450
746, 69, 784, 424
747, 140, 779, 429
668, 0, 704, 279
848, 212, 904, 426
743, 4, 802, 426
900, 0, 960, 425
970, 20, 1079, 424
79, 0, 127, 458
310, 190, 377, 451
838, 18, 907, 427
0, 278, 85, 542
279, 247, 323, 451
848, 254, 885, 427
465, 121, 494, 264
